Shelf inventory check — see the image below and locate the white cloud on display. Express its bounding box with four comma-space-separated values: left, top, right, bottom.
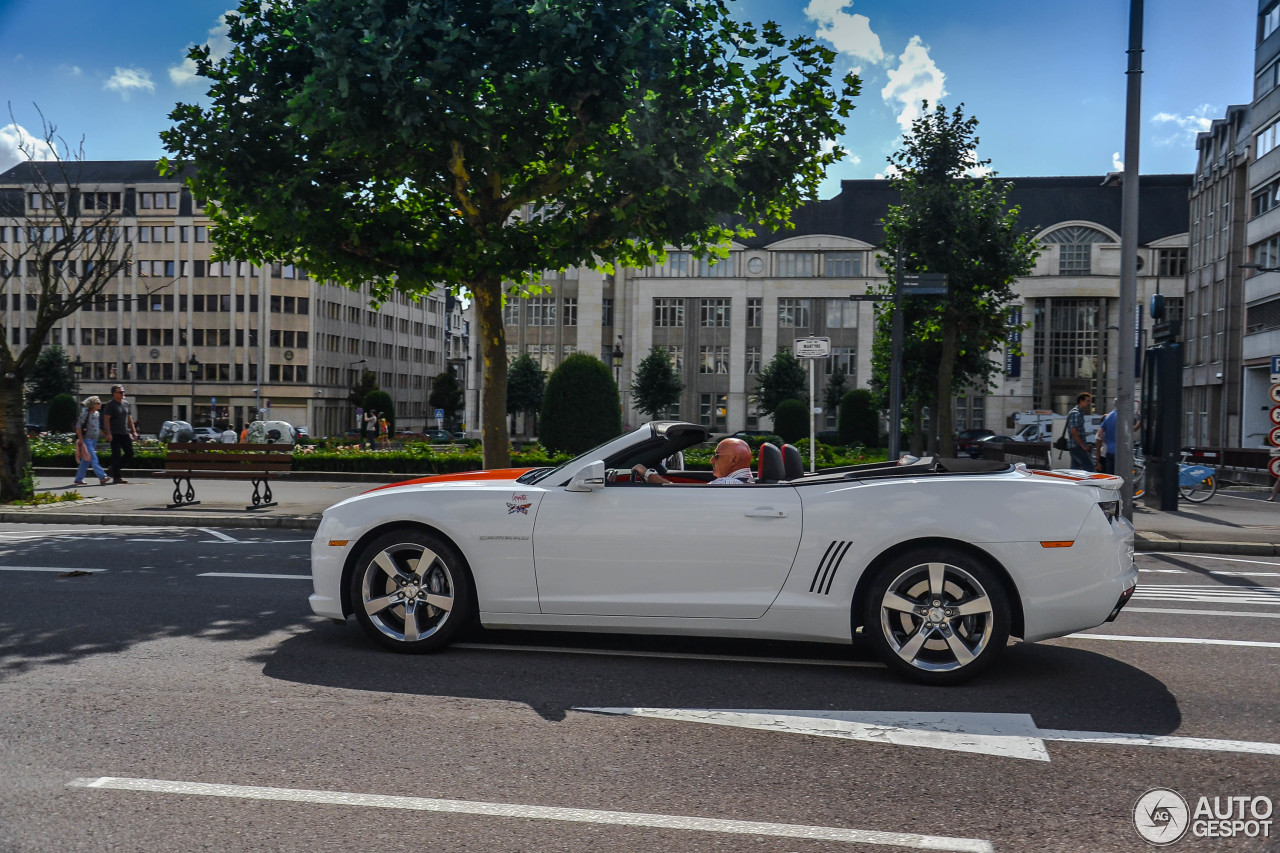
0, 123, 58, 176
104, 67, 155, 99
58, 64, 82, 77
1112, 151, 1124, 171
880, 36, 946, 132
1150, 105, 1215, 145
966, 162, 993, 178
804, 0, 885, 71
170, 11, 235, 86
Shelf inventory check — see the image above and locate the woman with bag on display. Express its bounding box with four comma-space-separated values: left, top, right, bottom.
73, 396, 110, 486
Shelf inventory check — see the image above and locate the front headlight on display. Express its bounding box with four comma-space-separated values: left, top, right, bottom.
1098, 500, 1121, 523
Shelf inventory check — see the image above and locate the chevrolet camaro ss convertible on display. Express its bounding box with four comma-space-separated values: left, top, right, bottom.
310, 422, 1136, 684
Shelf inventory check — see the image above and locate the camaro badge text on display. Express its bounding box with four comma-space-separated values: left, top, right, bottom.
507, 493, 531, 515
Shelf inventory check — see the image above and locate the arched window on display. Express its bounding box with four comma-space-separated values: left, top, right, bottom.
1042, 226, 1111, 275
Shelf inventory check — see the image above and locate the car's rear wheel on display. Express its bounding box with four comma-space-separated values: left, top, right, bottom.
350, 529, 473, 653
864, 548, 1011, 685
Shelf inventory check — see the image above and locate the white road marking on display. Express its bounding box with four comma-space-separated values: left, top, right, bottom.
1127, 606, 1280, 619
199, 529, 239, 542
1210, 571, 1280, 577
1143, 553, 1280, 567
197, 572, 311, 580
66, 777, 994, 852
580, 709, 1051, 761
1132, 585, 1280, 606
453, 642, 884, 669
580, 709, 1280, 763
0, 566, 106, 573
1068, 632, 1280, 649
125, 539, 184, 543
1138, 568, 1185, 574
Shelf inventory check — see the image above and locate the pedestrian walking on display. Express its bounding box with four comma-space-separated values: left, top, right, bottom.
100, 384, 138, 484
364, 411, 378, 450
1065, 392, 1094, 472
73, 396, 110, 486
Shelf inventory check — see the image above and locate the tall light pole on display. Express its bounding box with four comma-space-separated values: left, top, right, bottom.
1115, 0, 1143, 520
612, 335, 624, 410
71, 354, 83, 402
187, 353, 199, 425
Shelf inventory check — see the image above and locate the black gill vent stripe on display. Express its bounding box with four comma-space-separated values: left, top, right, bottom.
810, 540, 853, 595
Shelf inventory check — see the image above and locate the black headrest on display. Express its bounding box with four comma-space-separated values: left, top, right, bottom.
757, 442, 785, 483
781, 444, 804, 480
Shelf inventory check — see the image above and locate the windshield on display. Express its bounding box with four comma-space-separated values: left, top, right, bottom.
518, 428, 648, 486
518, 422, 708, 486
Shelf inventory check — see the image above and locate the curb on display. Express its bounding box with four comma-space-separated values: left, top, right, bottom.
1135, 535, 1278, 556
0, 510, 319, 530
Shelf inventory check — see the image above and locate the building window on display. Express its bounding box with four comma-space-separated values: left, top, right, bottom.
1251, 234, 1280, 270
1252, 180, 1280, 218
698, 254, 736, 277
1048, 298, 1102, 385
699, 393, 728, 430
503, 300, 520, 325
698, 345, 729, 374
651, 252, 691, 277
601, 297, 614, 327
777, 298, 810, 327
955, 393, 985, 432
775, 251, 815, 277
825, 299, 857, 329
562, 297, 577, 327
1157, 248, 1188, 277
746, 297, 762, 328
664, 345, 684, 372
699, 298, 731, 327
823, 251, 861, 277
828, 346, 856, 380
745, 345, 761, 375
526, 297, 556, 326
1259, 118, 1280, 159
1266, 2, 1280, 40
653, 298, 684, 327
1042, 225, 1110, 275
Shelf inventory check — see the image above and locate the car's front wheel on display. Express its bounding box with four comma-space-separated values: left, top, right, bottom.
350, 529, 473, 653
864, 549, 1011, 685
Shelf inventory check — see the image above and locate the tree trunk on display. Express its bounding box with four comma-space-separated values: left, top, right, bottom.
0, 375, 32, 502
909, 400, 925, 457
933, 318, 960, 457
472, 277, 512, 469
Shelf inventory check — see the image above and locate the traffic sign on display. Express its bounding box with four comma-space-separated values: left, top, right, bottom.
1271, 384, 1280, 405
1271, 354, 1280, 382
434, 408, 445, 420
1272, 457, 1280, 478
1271, 407, 1280, 426
849, 294, 887, 302
901, 273, 948, 296
1270, 425, 1280, 447
794, 336, 831, 358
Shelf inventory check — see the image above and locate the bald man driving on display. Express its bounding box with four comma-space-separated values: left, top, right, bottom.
633, 437, 754, 485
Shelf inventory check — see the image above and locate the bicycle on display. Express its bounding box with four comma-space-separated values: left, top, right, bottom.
1177, 450, 1217, 503
1132, 452, 1145, 499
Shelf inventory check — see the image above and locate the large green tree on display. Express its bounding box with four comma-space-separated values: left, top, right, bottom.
872, 103, 1038, 455
0, 118, 135, 501
506, 353, 544, 436
753, 348, 808, 417
161, 0, 858, 468
630, 345, 683, 418
428, 368, 465, 428
540, 353, 621, 454
26, 344, 76, 404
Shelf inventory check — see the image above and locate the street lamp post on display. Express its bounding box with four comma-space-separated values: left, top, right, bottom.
187, 353, 199, 425
611, 336, 624, 411
71, 355, 83, 402
347, 358, 367, 434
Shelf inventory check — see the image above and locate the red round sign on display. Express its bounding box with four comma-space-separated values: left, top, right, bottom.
1272, 383, 1280, 404
1272, 406, 1280, 426
1271, 426, 1280, 447
1271, 456, 1280, 479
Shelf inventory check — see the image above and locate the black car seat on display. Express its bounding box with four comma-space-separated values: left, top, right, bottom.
780, 444, 804, 480
756, 442, 785, 483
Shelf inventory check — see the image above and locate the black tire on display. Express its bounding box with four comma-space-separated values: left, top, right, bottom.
863, 548, 1011, 685
349, 528, 474, 653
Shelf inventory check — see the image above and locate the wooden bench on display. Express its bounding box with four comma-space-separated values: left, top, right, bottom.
158, 443, 294, 510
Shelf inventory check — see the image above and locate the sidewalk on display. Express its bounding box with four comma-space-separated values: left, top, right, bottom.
3, 469, 1278, 555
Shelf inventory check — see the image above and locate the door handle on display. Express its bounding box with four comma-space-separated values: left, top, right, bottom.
744, 508, 787, 518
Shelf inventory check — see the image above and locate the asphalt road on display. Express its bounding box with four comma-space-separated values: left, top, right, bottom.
0, 524, 1277, 852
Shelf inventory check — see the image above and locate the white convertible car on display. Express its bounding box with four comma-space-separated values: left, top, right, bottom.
310, 422, 1136, 684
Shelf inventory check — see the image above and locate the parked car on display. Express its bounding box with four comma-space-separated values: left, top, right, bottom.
190, 427, 220, 443
310, 420, 1135, 684
954, 428, 995, 457
422, 429, 454, 443
973, 434, 1015, 458
452, 431, 468, 441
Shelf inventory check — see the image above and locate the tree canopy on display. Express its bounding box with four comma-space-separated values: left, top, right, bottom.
630, 345, 684, 418
540, 353, 621, 454
506, 354, 545, 418
871, 103, 1038, 455
753, 348, 808, 417
161, 0, 858, 467
26, 345, 76, 405
428, 369, 465, 428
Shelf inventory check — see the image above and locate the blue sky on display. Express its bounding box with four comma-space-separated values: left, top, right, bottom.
0, 0, 1260, 197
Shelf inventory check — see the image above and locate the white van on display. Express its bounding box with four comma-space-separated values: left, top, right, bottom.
1012, 414, 1103, 443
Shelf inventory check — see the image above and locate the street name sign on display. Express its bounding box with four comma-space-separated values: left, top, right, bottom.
794, 336, 831, 359
901, 272, 949, 296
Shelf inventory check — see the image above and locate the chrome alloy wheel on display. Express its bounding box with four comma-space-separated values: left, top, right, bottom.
878, 561, 996, 674
359, 540, 457, 643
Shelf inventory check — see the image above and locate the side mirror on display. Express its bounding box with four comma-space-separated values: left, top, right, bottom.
566, 460, 607, 492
